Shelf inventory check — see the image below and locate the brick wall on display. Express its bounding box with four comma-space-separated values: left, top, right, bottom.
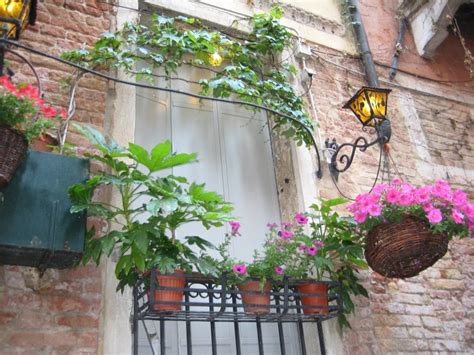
0, 1, 116, 354
305, 2, 474, 353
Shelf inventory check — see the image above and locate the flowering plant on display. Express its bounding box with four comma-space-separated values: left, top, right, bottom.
347, 179, 473, 238
262, 198, 368, 327
213, 221, 278, 289
0, 75, 65, 143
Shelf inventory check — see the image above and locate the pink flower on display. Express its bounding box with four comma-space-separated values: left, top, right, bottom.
372, 183, 388, 195
307, 246, 317, 255
281, 222, 293, 229
278, 230, 294, 239
229, 221, 241, 236
427, 208, 443, 224
452, 190, 468, 208
391, 178, 402, 185
368, 203, 382, 216
464, 203, 474, 219
354, 211, 367, 223
414, 187, 431, 204
451, 210, 464, 224
297, 245, 306, 253
232, 264, 247, 275
399, 194, 414, 206
386, 188, 400, 204
313, 240, 324, 247
294, 213, 308, 225
266, 223, 277, 228
274, 266, 284, 275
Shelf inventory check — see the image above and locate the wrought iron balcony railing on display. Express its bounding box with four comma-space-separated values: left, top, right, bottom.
133, 272, 343, 355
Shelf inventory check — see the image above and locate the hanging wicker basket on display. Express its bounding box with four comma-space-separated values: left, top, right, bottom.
0, 125, 28, 188
365, 215, 449, 278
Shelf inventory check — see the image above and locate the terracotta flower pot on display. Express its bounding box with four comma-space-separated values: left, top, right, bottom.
151, 269, 186, 311
238, 280, 272, 314
296, 282, 329, 314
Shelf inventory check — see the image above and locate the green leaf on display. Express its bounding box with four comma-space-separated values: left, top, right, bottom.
185, 236, 216, 250
128, 143, 150, 166
132, 246, 146, 272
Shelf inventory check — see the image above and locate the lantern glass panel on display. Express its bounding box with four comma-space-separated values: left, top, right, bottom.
0, 0, 30, 38
344, 87, 391, 127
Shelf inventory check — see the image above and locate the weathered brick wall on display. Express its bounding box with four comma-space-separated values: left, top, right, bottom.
305, 1, 474, 353
0, 1, 116, 354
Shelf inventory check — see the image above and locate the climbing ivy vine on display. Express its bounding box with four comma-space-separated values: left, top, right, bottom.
62, 6, 314, 146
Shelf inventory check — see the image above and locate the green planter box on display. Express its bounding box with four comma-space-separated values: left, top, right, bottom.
0, 151, 89, 269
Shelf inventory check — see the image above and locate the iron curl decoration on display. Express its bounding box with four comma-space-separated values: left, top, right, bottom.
330, 120, 391, 174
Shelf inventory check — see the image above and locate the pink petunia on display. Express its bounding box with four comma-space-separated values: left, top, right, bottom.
281, 222, 293, 229
427, 208, 443, 224
451, 210, 464, 224
399, 194, 414, 206
307, 246, 317, 255
278, 230, 294, 239
386, 188, 400, 204
297, 245, 306, 253
294, 212, 309, 225
229, 221, 241, 236
391, 178, 402, 185
368, 203, 382, 216
232, 264, 247, 275
464, 203, 474, 219
266, 222, 277, 228
354, 211, 367, 223
415, 187, 431, 204
313, 240, 324, 247
372, 183, 388, 195
452, 190, 468, 208
274, 266, 284, 275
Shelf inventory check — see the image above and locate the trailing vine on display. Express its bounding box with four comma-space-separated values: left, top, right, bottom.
62, 6, 314, 146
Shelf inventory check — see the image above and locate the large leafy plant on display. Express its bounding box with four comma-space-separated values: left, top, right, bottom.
263, 198, 368, 327
61, 6, 314, 146
0, 75, 64, 143
69, 125, 233, 290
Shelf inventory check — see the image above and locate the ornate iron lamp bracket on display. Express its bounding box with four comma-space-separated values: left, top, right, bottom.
330, 119, 391, 175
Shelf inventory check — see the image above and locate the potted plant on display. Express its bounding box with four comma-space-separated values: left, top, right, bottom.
263, 198, 368, 326
209, 222, 277, 314
347, 179, 473, 278
69, 125, 233, 310
0, 75, 64, 187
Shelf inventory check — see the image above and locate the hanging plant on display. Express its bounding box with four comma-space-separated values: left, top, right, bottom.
0, 75, 65, 187
348, 179, 473, 278
61, 6, 314, 146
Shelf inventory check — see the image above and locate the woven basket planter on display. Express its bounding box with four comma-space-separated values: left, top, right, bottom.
365, 215, 449, 278
0, 125, 28, 188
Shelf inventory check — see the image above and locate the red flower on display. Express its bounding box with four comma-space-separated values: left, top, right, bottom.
40, 106, 57, 119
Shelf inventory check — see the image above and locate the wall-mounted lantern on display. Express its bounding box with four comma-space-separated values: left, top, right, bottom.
0, 0, 36, 74
329, 87, 392, 180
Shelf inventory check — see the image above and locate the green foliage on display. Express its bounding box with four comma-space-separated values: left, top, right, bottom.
69, 124, 234, 291
262, 198, 368, 327
61, 6, 314, 146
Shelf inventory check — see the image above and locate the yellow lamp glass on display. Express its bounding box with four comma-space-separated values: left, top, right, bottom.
0, 0, 31, 39
209, 51, 223, 67
343, 87, 391, 127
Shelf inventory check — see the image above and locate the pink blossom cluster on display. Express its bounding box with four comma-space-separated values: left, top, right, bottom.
0, 75, 66, 119
347, 179, 474, 230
